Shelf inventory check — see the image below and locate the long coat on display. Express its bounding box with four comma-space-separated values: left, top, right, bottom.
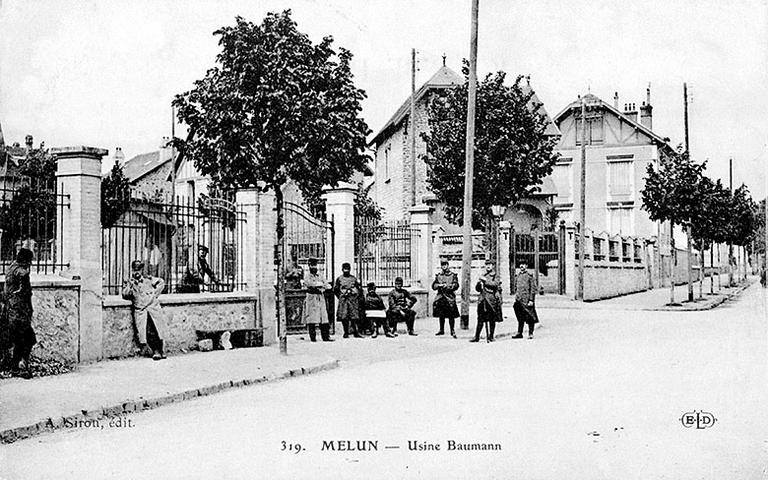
121, 275, 169, 343
513, 270, 539, 325
475, 272, 503, 324
432, 270, 459, 318
302, 273, 329, 325
3, 261, 36, 348
333, 274, 362, 321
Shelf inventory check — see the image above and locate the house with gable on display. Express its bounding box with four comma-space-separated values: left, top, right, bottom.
550, 88, 676, 240
368, 62, 560, 234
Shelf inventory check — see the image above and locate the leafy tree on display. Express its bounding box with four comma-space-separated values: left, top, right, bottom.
101, 161, 131, 228
173, 11, 370, 354
725, 185, 757, 283
689, 176, 729, 296
421, 67, 559, 240
641, 147, 706, 304
0, 144, 58, 259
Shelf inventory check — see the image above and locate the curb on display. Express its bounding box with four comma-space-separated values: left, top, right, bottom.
649, 280, 755, 312
0, 359, 339, 445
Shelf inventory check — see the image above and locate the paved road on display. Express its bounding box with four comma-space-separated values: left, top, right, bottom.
2, 285, 766, 479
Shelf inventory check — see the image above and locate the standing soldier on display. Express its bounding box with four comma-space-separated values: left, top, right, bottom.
432, 259, 459, 338
301, 258, 333, 342
4, 248, 36, 378
333, 262, 363, 338
512, 261, 539, 339
122, 260, 169, 360
471, 259, 503, 343
387, 277, 418, 336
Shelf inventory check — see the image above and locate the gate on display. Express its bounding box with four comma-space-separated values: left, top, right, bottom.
511, 226, 565, 294
354, 216, 419, 288
283, 201, 335, 334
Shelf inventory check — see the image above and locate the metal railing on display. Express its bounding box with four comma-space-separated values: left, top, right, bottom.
355, 217, 419, 287
101, 194, 246, 295
0, 176, 69, 275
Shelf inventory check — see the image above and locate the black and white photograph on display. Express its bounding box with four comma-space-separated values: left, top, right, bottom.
0, 1, 766, 478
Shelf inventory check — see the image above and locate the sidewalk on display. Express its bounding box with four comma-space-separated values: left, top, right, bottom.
527, 274, 754, 311
0, 347, 338, 444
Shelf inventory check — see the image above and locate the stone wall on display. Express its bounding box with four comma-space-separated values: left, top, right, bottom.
102, 293, 260, 359
582, 264, 647, 301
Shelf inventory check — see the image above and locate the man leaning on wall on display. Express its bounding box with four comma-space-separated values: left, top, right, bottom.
122, 260, 168, 360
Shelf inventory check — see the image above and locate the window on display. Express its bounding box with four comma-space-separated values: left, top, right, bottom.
384, 145, 391, 179
609, 208, 632, 235
608, 160, 632, 196
575, 115, 604, 145
552, 162, 572, 201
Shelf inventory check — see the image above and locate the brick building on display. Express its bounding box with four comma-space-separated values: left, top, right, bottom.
368, 63, 560, 233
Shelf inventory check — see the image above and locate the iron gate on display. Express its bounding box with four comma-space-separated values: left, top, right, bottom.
283, 201, 335, 334
510, 226, 565, 294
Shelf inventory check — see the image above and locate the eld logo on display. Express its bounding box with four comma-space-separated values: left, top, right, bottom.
680, 411, 717, 429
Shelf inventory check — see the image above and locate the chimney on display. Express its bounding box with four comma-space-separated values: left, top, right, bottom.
25, 134, 33, 150
639, 83, 653, 130
613, 92, 619, 109
623, 103, 638, 123
114, 146, 125, 165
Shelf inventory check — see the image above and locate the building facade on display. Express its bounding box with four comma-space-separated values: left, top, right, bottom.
550, 89, 675, 240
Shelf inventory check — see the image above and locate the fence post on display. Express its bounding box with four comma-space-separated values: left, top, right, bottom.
564, 222, 577, 299
409, 204, 434, 314
498, 220, 511, 294
322, 182, 356, 280
235, 188, 277, 343
53, 146, 107, 363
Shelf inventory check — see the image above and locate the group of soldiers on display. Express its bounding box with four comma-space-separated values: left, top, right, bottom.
292, 257, 540, 343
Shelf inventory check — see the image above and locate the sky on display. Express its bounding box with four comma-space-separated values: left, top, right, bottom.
1, 0, 766, 198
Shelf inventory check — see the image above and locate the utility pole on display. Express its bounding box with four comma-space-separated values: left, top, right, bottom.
576, 96, 587, 300
459, 0, 479, 330
684, 82, 694, 302
410, 48, 417, 206
764, 149, 767, 282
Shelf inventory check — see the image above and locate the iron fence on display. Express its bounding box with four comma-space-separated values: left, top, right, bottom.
355, 217, 418, 287
0, 175, 69, 275
101, 194, 246, 295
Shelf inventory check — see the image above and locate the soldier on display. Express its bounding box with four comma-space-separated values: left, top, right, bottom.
179, 245, 218, 293
122, 260, 169, 360
4, 248, 36, 378
512, 261, 539, 339
470, 259, 503, 343
301, 258, 333, 342
364, 282, 393, 338
432, 259, 459, 338
387, 276, 418, 336
333, 262, 363, 338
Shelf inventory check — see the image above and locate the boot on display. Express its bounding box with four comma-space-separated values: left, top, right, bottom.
372, 325, 378, 338
449, 318, 456, 338
488, 321, 496, 342
152, 340, 167, 360
469, 321, 484, 342
320, 324, 334, 342
406, 316, 417, 336
351, 321, 363, 338
436, 318, 445, 335
308, 324, 317, 342
341, 320, 350, 339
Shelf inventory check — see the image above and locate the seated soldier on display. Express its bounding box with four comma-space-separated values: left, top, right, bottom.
364, 282, 393, 338
387, 277, 418, 336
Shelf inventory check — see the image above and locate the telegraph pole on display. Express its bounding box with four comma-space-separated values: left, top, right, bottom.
576, 96, 587, 300
410, 48, 417, 206
459, 0, 479, 330
684, 82, 694, 302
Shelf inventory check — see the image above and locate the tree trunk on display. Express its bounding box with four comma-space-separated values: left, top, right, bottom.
274, 184, 288, 355
698, 246, 704, 299
728, 243, 734, 287
669, 220, 676, 304
686, 226, 693, 302
710, 242, 714, 294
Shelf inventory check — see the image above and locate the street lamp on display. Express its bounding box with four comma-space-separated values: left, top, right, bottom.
491, 205, 506, 274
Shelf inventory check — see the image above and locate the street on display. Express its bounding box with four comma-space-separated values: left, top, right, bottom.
1, 284, 766, 480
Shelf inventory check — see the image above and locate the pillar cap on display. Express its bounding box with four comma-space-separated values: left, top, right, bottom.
321, 181, 357, 194
51, 146, 109, 158
408, 204, 433, 214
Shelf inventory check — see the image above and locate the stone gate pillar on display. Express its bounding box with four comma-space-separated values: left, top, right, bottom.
409, 204, 434, 315
498, 220, 512, 295
322, 182, 356, 278
564, 222, 577, 299
54, 146, 106, 363
235, 188, 277, 344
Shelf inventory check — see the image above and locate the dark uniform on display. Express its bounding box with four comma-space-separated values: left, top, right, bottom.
179, 254, 218, 293
387, 287, 418, 335
513, 269, 539, 338
472, 272, 502, 342
4, 255, 36, 378
363, 288, 392, 337
432, 269, 459, 336
333, 273, 363, 338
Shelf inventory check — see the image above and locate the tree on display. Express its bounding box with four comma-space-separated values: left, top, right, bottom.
421, 66, 559, 256
173, 11, 370, 354
725, 185, 757, 282
689, 176, 729, 296
101, 161, 131, 228
641, 147, 706, 304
